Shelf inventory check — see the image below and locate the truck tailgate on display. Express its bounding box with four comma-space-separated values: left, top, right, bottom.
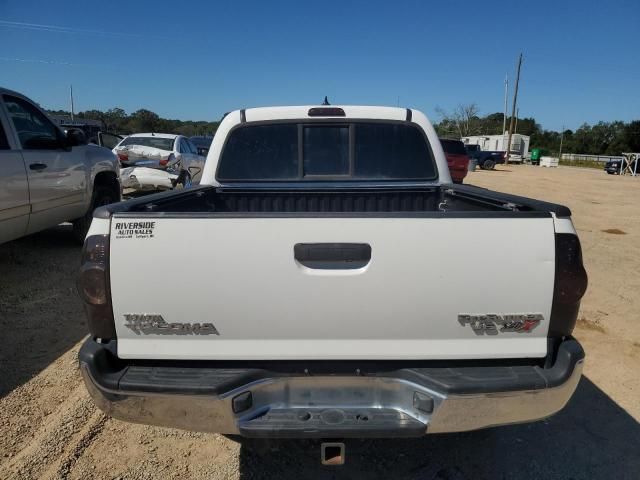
109, 216, 555, 360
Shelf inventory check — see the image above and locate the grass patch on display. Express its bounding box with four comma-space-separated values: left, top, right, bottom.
559, 159, 605, 169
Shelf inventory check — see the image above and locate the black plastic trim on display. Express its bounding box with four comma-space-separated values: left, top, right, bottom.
405, 108, 412, 122
109, 210, 551, 219
94, 185, 554, 220
93, 185, 211, 219
294, 243, 371, 269
447, 183, 572, 217
80, 337, 584, 397
239, 109, 246, 123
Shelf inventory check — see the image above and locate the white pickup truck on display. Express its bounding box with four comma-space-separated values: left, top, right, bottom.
78, 106, 587, 448
0, 87, 121, 244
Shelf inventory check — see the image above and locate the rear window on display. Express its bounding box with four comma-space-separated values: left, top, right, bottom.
119, 136, 175, 151
217, 122, 436, 181
440, 139, 467, 155
303, 126, 349, 176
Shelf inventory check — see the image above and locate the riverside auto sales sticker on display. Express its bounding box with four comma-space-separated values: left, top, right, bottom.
114, 221, 156, 240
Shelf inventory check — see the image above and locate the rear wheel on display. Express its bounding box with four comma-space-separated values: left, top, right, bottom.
72, 186, 117, 243
482, 159, 496, 170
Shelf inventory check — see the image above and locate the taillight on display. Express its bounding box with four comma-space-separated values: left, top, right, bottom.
160, 153, 174, 167
549, 234, 588, 337
77, 235, 116, 339
117, 152, 128, 162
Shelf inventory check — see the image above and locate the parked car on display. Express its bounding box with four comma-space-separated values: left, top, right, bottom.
120, 167, 179, 191
439, 138, 470, 183
0, 87, 120, 244
604, 158, 638, 174
113, 133, 205, 188
464, 144, 506, 169
189, 135, 214, 156
78, 105, 586, 451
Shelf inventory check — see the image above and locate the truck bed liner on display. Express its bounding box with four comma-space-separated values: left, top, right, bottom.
96, 184, 570, 217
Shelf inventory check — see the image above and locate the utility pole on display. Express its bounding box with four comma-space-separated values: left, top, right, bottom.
558, 125, 564, 163
502, 74, 508, 134
505, 53, 523, 165
503, 74, 508, 152
70, 85, 75, 122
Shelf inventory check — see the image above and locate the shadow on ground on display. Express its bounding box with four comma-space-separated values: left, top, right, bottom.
0, 225, 86, 397
239, 377, 639, 479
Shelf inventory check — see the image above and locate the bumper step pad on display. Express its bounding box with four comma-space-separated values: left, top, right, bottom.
239, 408, 426, 438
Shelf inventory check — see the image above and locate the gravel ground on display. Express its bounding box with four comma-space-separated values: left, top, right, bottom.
1, 165, 638, 479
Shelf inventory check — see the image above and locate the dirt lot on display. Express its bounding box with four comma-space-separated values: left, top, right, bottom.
1, 165, 638, 479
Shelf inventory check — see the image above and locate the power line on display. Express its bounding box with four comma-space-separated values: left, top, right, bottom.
0, 20, 146, 38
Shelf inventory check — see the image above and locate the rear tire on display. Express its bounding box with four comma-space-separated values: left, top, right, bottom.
482, 159, 496, 170
72, 186, 117, 244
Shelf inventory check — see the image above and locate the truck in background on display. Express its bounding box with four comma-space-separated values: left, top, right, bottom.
464, 144, 506, 169
0, 87, 120, 244
463, 133, 530, 164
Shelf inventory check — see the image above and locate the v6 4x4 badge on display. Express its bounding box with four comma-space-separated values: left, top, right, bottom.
458, 313, 543, 335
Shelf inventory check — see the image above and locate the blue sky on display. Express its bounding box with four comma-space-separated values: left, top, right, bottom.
1, 0, 638, 130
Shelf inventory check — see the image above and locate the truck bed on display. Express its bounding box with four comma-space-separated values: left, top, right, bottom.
94, 184, 571, 361
99, 184, 570, 217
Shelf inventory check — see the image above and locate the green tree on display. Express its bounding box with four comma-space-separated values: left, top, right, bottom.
128, 109, 160, 132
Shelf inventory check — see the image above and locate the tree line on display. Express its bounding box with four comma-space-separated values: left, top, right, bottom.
47, 104, 640, 155
47, 107, 220, 138
435, 104, 640, 156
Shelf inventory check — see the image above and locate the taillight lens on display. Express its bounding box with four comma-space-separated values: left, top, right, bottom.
549, 234, 588, 337
160, 153, 174, 167
77, 235, 116, 339
117, 152, 128, 162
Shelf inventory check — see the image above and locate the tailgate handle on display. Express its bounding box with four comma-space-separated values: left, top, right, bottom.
294, 243, 371, 270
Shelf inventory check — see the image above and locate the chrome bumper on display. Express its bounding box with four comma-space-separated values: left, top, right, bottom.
80, 339, 584, 437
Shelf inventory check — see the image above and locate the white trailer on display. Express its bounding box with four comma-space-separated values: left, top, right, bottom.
462, 133, 530, 163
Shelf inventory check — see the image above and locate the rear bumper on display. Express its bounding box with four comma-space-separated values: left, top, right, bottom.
79, 338, 584, 438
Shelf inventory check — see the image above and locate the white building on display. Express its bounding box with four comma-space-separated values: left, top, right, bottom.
461, 133, 530, 162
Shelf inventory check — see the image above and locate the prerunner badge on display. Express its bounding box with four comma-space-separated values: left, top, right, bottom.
114, 221, 155, 239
